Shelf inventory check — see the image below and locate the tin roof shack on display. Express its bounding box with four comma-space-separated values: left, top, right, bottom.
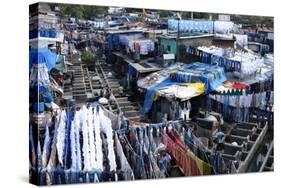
138, 62, 227, 122
158, 33, 214, 62
112, 51, 163, 92
105, 29, 160, 89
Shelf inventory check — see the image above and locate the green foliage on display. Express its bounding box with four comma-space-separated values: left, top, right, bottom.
58, 4, 106, 19
232, 15, 273, 27
158, 10, 171, 18
81, 51, 96, 64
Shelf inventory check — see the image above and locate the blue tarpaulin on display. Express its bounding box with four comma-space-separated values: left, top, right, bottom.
29, 29, 57, 39
128, 64, 137, 77
170, 62, 227, 93
29, 48, 57, 72
142, 62, 227, 113
143, 78, 178, 113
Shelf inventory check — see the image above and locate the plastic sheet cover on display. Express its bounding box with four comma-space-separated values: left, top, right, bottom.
29, 48, 57, 72
170, 62, 227, 93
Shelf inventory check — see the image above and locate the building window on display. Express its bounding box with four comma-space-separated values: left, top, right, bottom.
167, 45, 171, 52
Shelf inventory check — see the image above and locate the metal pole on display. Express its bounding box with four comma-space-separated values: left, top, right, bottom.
176, 18, 180, 62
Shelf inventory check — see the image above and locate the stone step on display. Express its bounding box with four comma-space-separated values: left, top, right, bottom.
127, 116, 142, 122
73, 80, 85, 84
123, 110, 141, 117
73, 90, 86, 95
115, 97, 129, 102
117, 100, 133, 106
120, 105, 139, 111
72, 68, 83, 71
109, 84, 121, 88
107, 79, 120, 82
73, 94, 87, 98
73, 84, 86, 89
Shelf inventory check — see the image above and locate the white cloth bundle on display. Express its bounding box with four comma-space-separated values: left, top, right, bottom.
87, 106, 97, 170
100, 108, 117, 171
56, 110, 66, 166
81, 106, 91, 171
70, 110, 82, 171
93, 107, 104, 171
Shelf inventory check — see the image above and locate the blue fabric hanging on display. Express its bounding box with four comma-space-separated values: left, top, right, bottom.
29, 48, 57, 72
42, 126, 51, 166
65, 110, 72, 169
143, 78, 179, 114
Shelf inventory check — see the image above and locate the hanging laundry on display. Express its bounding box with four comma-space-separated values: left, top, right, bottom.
168, 19, 214, 33
114, 132, 135, 180
197, 46, 265, 75
42, 125, 51, 168
70, 110, 82, 172
56, 110, 66, 166
128, 39, 155, 55
93, 106, 104, 171
100, 108, 117, 172
214, 21, 234, 34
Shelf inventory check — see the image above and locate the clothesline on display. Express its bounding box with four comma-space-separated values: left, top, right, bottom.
168, 19, 235, 34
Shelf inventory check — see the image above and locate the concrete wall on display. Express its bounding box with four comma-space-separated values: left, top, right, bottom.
212, 40, 235, 48
178, 36, 214, 48
159, 36, 234, 62
159, 37, 177, 54
159, 36, 214, 58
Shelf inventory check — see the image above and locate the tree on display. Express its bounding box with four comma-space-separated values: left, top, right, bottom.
58, 4, 107, 19
157, 10, 171, 18
81, 51, 96, 64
